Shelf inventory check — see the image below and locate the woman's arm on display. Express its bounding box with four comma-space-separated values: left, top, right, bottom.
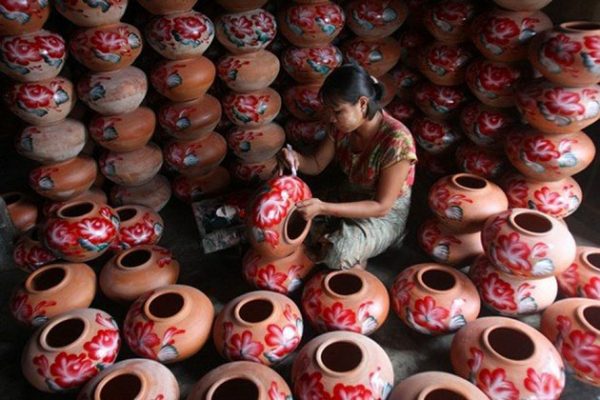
297, 160, 412, 220
283, 135, 336, 176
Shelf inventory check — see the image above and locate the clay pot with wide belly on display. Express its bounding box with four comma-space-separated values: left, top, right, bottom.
159, 95, 222, 141
150, 57, 215, 102
281, 45, 342, 84
345, 0, 408, 40
99, 143, 163, 186
278, 2, 344, 48
460, 102, 516, 148
411, 115, 463, 154
414, 82, 470, 120
223, 88, 281, 127
29, 156, 97, 201
54, 0, 127, 27
228, 123, 285, 163
0, 0, 49, 36
110, 174, 172, 212
172, 166, 231, 203
217, 9, 277, 54
455, 143, 508, 180
282, 83, 323, 121
557, 246, 600, 299
423, 0, 477, 44
112, 205, 164, 250
164, 132, 227, 177
218, 50, 280, 92
2, 192, 37, 233
16, 119, 86, 164
342, 36, 402, 77
13, 226, 58, 273
417, 41, 475, 86
418, 218, 483, 266
89, 107, 155, 153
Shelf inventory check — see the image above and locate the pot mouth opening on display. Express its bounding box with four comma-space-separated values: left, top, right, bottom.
326, 272, 363, 296
486, 326, 534, 361
453, 175, 487, 190
59, 201, 94, 218
285, 208, 308, 242
29, 266, 66, 292
148, 292, 184, 319
97, 373, 143, 400
583, 306, 600, 332
585, 252, 600, 271
512, 212, 552, 234
237, 298, 274, 324
319, 340, 363, 373
421, 268, 456, 291
2, 192, 21, 205
423, 389, 468, 400
120, 249, 152, 268
561, 21, 600, 32
209, 378, 259, 400
45, 318, 86, 349
117, 207, 138, 222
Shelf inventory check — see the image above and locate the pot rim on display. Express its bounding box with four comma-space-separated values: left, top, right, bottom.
323, 269, 368, 299
416, 264, 459, 294
93, 368, 148, 400
143, 286, 190, 324
481, 323, 537, 365
451, 173, 489, 192
116, 246, 154, 271
508, 208, 555, 237
577, 303, 600, 335
57, 200, 98, 220
205, 373, 265, 400
315, 337, 367, 378
581, 248, 600, 273
25, 263, 70, 294
233, 295, 276, 327
39, 314, 90, 352
559, 21, 600, 33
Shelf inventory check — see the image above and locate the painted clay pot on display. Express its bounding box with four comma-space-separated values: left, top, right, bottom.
389, 371, 488, 400
429, 173, 508, 233
282, 83, 323, 121
216, 0, 268, 12
145, 11, 214, 60
218, 50, 279, 92
213, 290, 303, 365
54, 0, 127, 27
505, 128, 595, 181
172, 166, 231, 203
460, 102, 516, 148
423, 0, 477, 44
78, 359, 179, 400
414, 82, 470, 120
291, 331, 394, 399
216, 9, 277, 54
137, 0, 196, 15
0, 29, 66, 82
557, 246, 600, 299
465, 58, 527, 108
124, 284, 214, 363
345, 0, 408, 40
278, 2, 344, 48
493, 0, 553, 11
285, 118, 328, 147
0, 0, 49, 36
43, 200, 119, 262
77, 66, 147, 116
411, 115, 462, 155
228, 123, 285, 163
389, 65, 423, 99
515, 78, 600, 134
89, 107, 155, 153
378, 72, 396, 107
301, 269, 389, 335
110, 174, 172, 212
43, 187, 107, 218
391, 263, 480, 335
397, 28, 431, 68
417, 41, 475, 86
281, 45, 342, 84
386, 98, 417, 124
159, 94, 222, 141
231, 157, 278, 184
502, 173, 582, 219
187, 361, 290, 400
99, 143, 163, 187
21, 308, 120, 393
6, 77, 74, 126
13, 227, 58, 273
16, 119, 86, 164
164, 132, 227, 177
451, 316, 565, 399
471, 9, 552, 63
481, 208, 576, 278
223, 88, 281, 127
10, 263, 96, 327
112, 205, 164, 250
470, 254, 557, 316
455, 144, 507, 180
70, 23, 142, 72
418, 218, 483, 266
151, 57, 215, 102
530, 21, 600, 87
2, 192, 37, 233
100, 245, 179, 303
29, 156, 97, 201
342, 35, 402, 77
247, 175, 312, 259
242, 244, 315, 295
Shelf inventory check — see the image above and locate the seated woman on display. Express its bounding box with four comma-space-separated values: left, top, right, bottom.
280, 64, 417, 270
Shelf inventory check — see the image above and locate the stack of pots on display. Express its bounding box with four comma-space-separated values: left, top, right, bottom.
215, 2, 281, 185
278, 0, 345, 153
141, 1, 229, 204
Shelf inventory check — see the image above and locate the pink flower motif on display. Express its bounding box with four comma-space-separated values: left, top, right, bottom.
126, 321, 160, 359
252, 11, 275, 33
467, 347, 483, 375
119, 222, 155, 248
255, 264, 288, 293
504, 176, 529, 208
556, 315, 572, 338
264, 324, 300, 358
480, 272, 517, 311
268, 382, 289, 400
544, 88, 585, 116
492, 232, 532, 272
355, 1, 386, 26
523, 136, 560, 162
36, 34, 66, 59
557, 263, 579, 297
91, 30, 127, 53
533, 187, 568, 216
482, 17, 520, 46
478, 368, 520, 400
77, 218, 116, 245
302, 287, 323, 319
477, 111, 509, 137
229, 94, 269, 123
321, 302, 360, 332
412, 296, 449, 332
414, 119, 445, 143
45, 220, 78, 250
159, 105, 195, 134
478, 63, 519, 92
173, 15, 207, 41
543, 33, 582, 66
149, 17, 173, 42
226, 15, 254, 38
49, 352, 97, 389
17, 84, 54, 109
332, 383, 374, 400
271, 176, 310, 202
433, 1, 472, 24
584, 35, 600, 63
288, 5, 315, 29
223, 324, 265, 363
523, 368, 563, 399
10, 293, 33, 323
84, 330, 120, 364
2, 37, 42, 65
253, 191, 289, 228
583, 277, 600, 299
562, 330, 600, 378
296, 372, 331, 400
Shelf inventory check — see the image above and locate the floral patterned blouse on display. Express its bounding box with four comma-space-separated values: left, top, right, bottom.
330, 111, 417, 197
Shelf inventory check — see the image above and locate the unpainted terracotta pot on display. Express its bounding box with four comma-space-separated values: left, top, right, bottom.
301, 269, 390, 335
389, 371, 488, 400
428, 173, 508, 233
137, 0, 196, 15
455, 143, 507, 180
43, 187, 107, 218
0, 29, 66, 82
21, 308, 120, 393
124, 284, 214, 363
159, 94, 222, 141
515, 78, 600, 134
411, 115, 462, 155
451, 316, 565, 399
493, 0, 552, 10
423, 0, 477, 44
417, 41, 475, 86
418, 218, 483, 266
213, 290, 303, 365
13, 226, 58, 273
557, 246, 600, 299
110, 174, 172, 212
471, 8, 552, 62
172, 166, 231, 203
391, 263, 480, 335
502, 173, 582, 219
29, 156, 97, 201
505, 128, 595, 181
187, 361, 290, 400
470, 254, 558, 316
2, 192, 37, 233
414, 82, 470, 120
291, 331, 394, 399
283, 83, 323, 121
223, 88, 281, 127
164, 132, 227, 177
16, 119, 86, 164
281, 45, 342, 84
342, 35, 402, 78
530, 21, 600, 87
217, 9, 277, 54
465, 58, 527, 108
218, 50, 280, 92
460, 101, 516, 148
77, 66, 147, 116
112, 205, 164, 250
151, 57, 215, 102
278, 2, 344, 48
228, 123, 285, 163
54, 0, 127, 27
216, 0, 268, 12
100, 245, 179, 303
77, 358, 180, 400
481, 208, 576, 278
69, 23, 142, 72
0, 0, 49, 36
6, 77, 75, 126
345, 0, 408, 40
10, 263, 96, 327
89, 107, 156, 153
99, 143, 163, 187
231, 156, 279, 184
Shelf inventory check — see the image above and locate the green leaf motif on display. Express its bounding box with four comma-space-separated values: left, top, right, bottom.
167, 72, 183, 88
128, 33, 141, 48
176, 117, 191, 130
102, 126, 118, 140
89, 83, 106, 101
54, 89, 69, 105
93, 49, 121, 64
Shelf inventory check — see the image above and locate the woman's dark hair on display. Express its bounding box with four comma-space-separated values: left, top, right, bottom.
319, 63, 384, 120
